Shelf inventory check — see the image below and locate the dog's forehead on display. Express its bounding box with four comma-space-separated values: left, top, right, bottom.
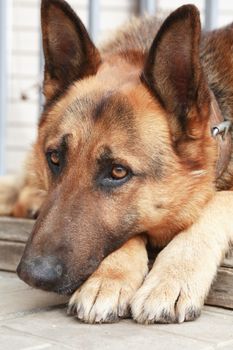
40, 71, 170, 153
66, 91, 137, 147
41, 88, 138, 149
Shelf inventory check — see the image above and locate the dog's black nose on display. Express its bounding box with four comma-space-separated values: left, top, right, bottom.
17, 256, 64, 291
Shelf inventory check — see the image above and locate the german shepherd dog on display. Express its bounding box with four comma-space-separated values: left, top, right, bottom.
1, 0, 233, 324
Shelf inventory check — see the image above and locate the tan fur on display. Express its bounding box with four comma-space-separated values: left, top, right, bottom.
1, 2, 233, 324
0, 176, 22, 216
69, 191, 233, 323
132, 191, 233, 323
68, 235, 148, 323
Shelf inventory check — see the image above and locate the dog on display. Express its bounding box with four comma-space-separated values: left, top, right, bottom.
1, 0, 233, 324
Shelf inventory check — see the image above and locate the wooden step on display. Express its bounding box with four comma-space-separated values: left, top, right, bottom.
0, 217, 34, 271
0, 216, 232, 309
207, 252, 233, 309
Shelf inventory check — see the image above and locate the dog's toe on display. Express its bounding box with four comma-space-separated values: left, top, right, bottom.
131, 278, 202, 324
176, 296, 202, 323
68, 276, 135, 323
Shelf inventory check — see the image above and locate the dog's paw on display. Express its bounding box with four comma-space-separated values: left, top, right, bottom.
68, 236, 148, 324
68, 275, 137, 323
0, 175, 45, 219
0, 176, 21, 216
131, 274, 202, 324
12, 187, 46, 219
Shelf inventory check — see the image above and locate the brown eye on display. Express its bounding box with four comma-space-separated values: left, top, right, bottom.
50, 151, 60, 166
111, 165, 128, 180
46, 150, 62, 176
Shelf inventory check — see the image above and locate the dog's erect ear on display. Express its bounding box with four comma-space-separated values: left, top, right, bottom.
41, 0, 101, 101
143, 5, 209, 139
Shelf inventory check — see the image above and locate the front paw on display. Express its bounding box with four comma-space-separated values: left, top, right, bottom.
12, 187, 45, 219
131, 274, 202, 324
68, 274, 139, 324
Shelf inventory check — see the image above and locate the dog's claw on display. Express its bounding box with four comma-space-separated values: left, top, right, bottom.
67, 303, 77, 316
177, 306, 201, 323
131, 277, 203, 324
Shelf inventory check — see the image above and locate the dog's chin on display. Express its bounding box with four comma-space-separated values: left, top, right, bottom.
52, 283, 81, 296
33, 280, 83, 295
52, 275, 90, 295
19, 275, 81, 296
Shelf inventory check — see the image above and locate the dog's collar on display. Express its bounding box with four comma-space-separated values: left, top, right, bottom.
210, 91, 232, 179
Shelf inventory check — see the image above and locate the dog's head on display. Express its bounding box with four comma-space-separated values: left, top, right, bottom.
17, 0, 216, 294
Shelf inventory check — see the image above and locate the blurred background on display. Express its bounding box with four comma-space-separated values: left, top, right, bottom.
0, 0, 232, 175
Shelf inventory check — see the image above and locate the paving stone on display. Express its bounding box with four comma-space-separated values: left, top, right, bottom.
219, 343, 233, 350
0, 273, 68, 321
4, 308, 213, 350
203, 306, 233, 317
0, 326, 72, 350
155, 306, 233, 346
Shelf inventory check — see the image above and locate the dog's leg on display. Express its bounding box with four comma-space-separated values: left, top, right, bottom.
131, 191, 233, 324
68, 235, 148, 323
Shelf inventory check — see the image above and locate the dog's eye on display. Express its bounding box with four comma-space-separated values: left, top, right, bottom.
111, 165, 128, 180
98, 164, 132, 190
45, 135, 68, 176
46, 150, 61, 175
50, 151, 60, 166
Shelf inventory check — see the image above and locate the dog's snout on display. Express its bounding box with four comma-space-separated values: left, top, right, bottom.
17, 256, 64, 291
